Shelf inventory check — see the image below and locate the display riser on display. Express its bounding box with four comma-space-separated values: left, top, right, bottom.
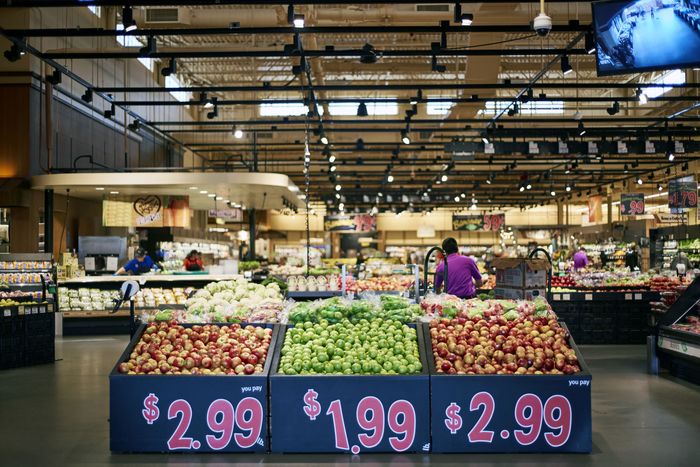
269, 323, 431, 454
109, 323, 279, 453
549, 297, 651, 344
63, 316, 131, 336
0, 307, 55, 370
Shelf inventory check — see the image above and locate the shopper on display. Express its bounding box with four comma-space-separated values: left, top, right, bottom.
434, 237, 482, 299
573, 247, 589, 271
671, 252, 691, 275
183, 250, 204, 272
115, 248, 156, 275
625, 243, 640, 271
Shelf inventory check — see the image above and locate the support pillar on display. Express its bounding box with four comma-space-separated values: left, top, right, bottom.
248, 208, 256, 260
44, 188, 53, 255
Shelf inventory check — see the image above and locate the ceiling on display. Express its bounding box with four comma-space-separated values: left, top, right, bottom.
2, 1, 699, 214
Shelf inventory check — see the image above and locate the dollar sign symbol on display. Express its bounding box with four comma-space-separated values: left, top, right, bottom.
444, 402, 462, 434
142, 393, 160, 425
303, 389, 321, 420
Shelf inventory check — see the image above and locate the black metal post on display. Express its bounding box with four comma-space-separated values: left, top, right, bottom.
248, 208, 256, 260
44, 188, 53, 255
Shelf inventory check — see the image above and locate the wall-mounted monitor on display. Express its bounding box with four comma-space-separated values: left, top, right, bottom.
592, 0, 700, 76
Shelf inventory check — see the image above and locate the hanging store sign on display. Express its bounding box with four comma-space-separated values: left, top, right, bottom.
103, 195, 191, 228
620, 193, 645, 216
324, 214, 376, 232
668, 180, 698, 209
654, 212, 688, 224
208, 208, 243, 222
452, 213, 505, 232
587, 196, 603, 223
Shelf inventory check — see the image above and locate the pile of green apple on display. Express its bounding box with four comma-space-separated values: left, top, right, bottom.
278, 319, 422, 375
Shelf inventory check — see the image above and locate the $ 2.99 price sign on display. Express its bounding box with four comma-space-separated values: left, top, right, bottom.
303, 389, 417, 454
141, 393, 264, 451
443, 392, 572, 447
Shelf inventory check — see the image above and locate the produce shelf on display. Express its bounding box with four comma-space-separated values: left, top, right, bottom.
269, 323, 431, 454
423, 323, 592, 453
109, 322, 280, 453
1, 303, 55, 370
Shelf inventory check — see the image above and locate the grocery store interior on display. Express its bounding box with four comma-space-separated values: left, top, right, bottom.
1, 0, 700, 465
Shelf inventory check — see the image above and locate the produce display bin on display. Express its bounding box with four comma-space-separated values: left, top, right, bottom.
0, 303, 55, 370
269, 323, 431, 454
548, 291, 658, 344
424, 324, 592, 453
109, 323, 279, 453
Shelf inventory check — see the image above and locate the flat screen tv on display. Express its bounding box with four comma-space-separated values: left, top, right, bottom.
592, 0, 700, 76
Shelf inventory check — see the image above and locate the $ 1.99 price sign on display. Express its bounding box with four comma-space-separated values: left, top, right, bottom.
270, 375, 430, 453
302, 389, 417, 454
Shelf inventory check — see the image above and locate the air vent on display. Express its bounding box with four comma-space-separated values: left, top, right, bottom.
416, 4, 451, 12
145, 8, 180, 23
257, 132, 273, 139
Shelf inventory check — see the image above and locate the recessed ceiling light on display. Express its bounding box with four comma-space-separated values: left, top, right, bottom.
189, 186, 198, 190
200, 190, 208, 194
110, 191, 120, 195
95, 187, 104, 191
208, 193, 216, 198
216, 196, 223, 201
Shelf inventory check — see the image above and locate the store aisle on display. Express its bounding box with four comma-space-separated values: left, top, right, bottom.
632, 7, 700, 68
0, 338, 699, 466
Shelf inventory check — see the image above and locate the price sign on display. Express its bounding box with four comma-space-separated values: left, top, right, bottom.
431, 374, 591, 453
271, 376, 430, 453
668, 180, 698, 209
110, 376, 269, 453
620, 193, 645, 216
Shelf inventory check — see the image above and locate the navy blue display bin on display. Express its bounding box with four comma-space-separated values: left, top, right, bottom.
109, 323, 279, 453
425, 323, 592, 453
270, 323, 431, 454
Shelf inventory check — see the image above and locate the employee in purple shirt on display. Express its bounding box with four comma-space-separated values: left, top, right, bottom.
573, 247, 589, 271
434, 238, 483, 299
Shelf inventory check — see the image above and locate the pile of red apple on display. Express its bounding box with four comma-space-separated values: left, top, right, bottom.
429, 313, 581, 375
117, 322, 272, 375
551, 275, 577, 288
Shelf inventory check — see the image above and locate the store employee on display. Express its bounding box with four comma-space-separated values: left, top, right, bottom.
434, 237, 482, 299
115, 248, 155, 275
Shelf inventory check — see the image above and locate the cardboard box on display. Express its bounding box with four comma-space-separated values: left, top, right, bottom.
492, 258, 549, 288
494, 286, 546, 301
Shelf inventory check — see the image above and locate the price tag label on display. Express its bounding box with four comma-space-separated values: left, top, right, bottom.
110, 377, 269, 453
39, 306, 46, 313
634, 293, 642, 300
584, 294, 593, 301
431, 375, 592, 453
32, 306, 38, 314
244, 271, 252, 279
552, 294, 561, 301
48, 303, 54, 313
625, 293, 633, 301
562, 294, 570, 301
3, 310, 10, 317
271, 374, 430, 453
18, 306, 25, 315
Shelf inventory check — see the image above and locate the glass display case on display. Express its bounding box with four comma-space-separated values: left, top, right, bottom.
656, 276, 700, 384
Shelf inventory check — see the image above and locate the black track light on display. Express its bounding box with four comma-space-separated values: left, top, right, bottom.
606, 101, 620, 115
127, 119, 141, 132
46, 69, 61, 85
3, 43, 25, 62
356, 138, 365, 150
161, 57, 177, 77
431, 55, 446, 73
401, 129, 411, 145
454, 3, 474, 26
320, 130, 329, 145
561, 54, 573, 75
585, 31, 596, 54
360, 43, 377, 64
409, 90, 423, 106
81, 88, 93, 103
206, 97, 219, 119
104, 102, 115, 119
578, 121, 586, 136
139, 36, 156, 57
357, 102, 368, 117
122, 6, 137, 32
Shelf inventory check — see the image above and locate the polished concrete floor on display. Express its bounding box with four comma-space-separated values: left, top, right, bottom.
1, 337, 699, 466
